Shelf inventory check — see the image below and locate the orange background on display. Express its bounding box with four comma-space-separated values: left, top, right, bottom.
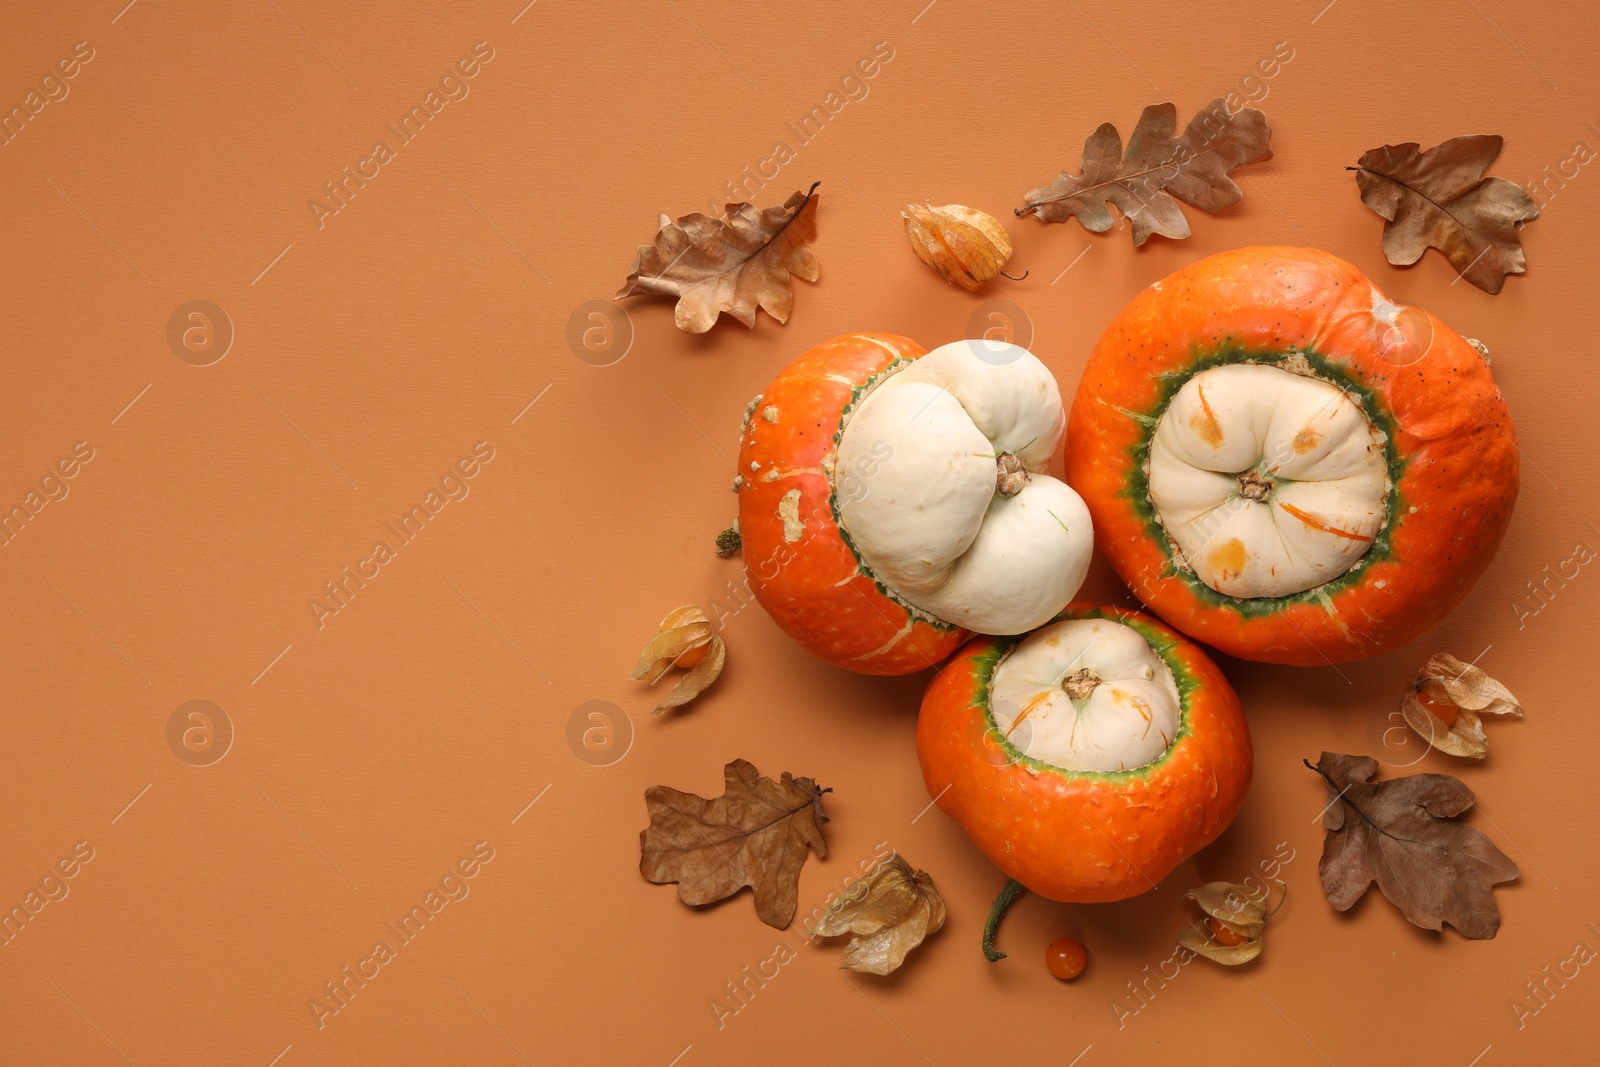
3, 1, 1598, 1064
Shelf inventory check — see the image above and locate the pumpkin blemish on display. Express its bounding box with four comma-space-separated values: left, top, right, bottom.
1190, 384, 1224, 446
1208, 537, 1248, 578
1277, 500, 1375, 543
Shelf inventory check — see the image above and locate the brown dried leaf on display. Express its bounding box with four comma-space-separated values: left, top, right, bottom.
652, 635, 725, 715
615, 182, 820, 333
640, 759, 829, 929
1312, 752, 1518, 939
1353, 135, 1539, 294
1017, 99, 1273, 245
902, 204, 1015, 291
810, 854, 946, 975
1400, 653, 1524, 759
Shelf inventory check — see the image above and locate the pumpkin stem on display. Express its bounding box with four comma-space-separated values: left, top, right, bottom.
1264, 879, 1289, 920
983, 878, 1027, 962
715, 526, 742, 556
995, 453, 1030, 497
1062, 667, 1101, 700
1237, 469, 1274, 502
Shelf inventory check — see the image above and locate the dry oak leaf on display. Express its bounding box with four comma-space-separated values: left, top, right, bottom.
810, 853, 946, 975
1352, 135, 1539, 295
615, 182, 820, 333
640, 759, 829, 929
1177, 879, 1285, 967
1311, 752, 1518, 940
1016, 98, 1273, 245
1401, 652, 1524, 760
631, 605, 726, 714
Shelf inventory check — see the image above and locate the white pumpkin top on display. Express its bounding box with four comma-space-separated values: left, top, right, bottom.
989, 618, 1181, 772
835, 341, 1093, 635
1147, 363, 1388, 599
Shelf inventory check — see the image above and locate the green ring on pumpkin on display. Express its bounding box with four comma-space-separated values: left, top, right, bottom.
976, 605, 1201, 784
1117, 344, 1409, 620
827, 356, 964, 632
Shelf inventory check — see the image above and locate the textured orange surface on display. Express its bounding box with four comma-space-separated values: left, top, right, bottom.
917, 604, 1252, 902
736, 332, 968, 675
3, 1, 1599, 1065
1066, 246, 1520, 665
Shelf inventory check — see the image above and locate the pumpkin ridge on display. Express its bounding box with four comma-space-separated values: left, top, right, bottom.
916, 601, 1252, 903
974, 605, 1200, 784
737, 332, 972, 674
1119, 345, 1408, 618
825, 355, 962, 631
1064, 246, 1518, 666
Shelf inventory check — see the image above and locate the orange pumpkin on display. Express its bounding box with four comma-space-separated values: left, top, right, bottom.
916, 603, 1251, 903
735, 333, 960, 674
1066, 247, 1519, 666
737, 333, 1095, 675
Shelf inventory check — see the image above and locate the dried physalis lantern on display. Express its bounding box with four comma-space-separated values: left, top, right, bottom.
1400, 652, 1524, 759
631, 605, 726, 714
1177, 880, 1285, 965
810, 853, 946, 975
902, 203, 1024, 291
